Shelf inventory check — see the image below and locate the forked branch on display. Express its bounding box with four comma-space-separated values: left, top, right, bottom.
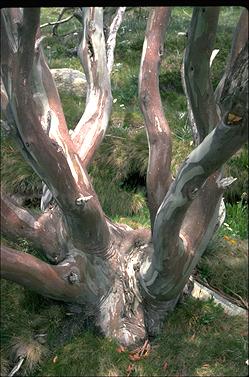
1, 193, 67, 263
180, 6, 223, 249
1, 8, 110, 255
140, 42, 248, 300
1, 244, 88, 303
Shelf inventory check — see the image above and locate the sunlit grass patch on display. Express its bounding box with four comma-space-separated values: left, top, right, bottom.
220, 200, 248, 240
111, 206, 150, 229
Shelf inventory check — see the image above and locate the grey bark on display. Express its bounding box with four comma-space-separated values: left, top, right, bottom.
215, 8, 248, 104
184, 7, 220, 144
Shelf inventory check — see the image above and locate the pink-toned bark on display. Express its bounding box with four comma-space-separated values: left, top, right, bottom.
139, 7, 172, 228
1, 6, 248, 348
71, 7, 112, 168
106, 7, 126, 74
1, 244, 84, 302
1, 193, 67, 263
1, 8, 110, 255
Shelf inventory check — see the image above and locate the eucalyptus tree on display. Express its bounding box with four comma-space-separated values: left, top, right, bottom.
1, 7, 248, 347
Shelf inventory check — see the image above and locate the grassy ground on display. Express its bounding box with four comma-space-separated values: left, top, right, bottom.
1, 277, 248, 377
1, 6, 248, 377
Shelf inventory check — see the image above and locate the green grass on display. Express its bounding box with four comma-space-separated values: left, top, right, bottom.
38, 299, 248, 377
196, 235, 248, 303
1, 283, 247, 377
1, 6, 248, 377
59, 92, 85, 130
220, 200, 248, 240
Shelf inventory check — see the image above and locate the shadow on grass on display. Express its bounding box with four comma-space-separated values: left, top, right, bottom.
36, 298, 248, 377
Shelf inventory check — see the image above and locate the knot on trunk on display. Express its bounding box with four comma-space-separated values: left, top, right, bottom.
68, 271, 80, 284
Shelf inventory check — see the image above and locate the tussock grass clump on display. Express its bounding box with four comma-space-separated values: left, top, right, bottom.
1, 278, 66, 376
90, 127, 148, 217
1, 137, 42, 197
9, 336, 47, 375
0, 353, 9, 377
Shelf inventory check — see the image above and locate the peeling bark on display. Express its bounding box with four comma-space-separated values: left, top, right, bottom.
182, 7, 226, 248
106, 7, 126, 74
139, 7, 173, 228
141, 42, 248, 302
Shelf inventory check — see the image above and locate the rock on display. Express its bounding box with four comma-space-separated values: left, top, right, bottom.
51, 68, 87, 97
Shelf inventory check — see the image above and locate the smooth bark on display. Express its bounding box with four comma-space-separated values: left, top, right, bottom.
1, 244, 112, 307
71, 7, 112, 167
215, 7, 248, 103
140, 36, 248, 301
106, 7, 126, 74
1, 193, 66, 263
139, 7, 172, 228
184, 7, 220, 144
1, 6, 248, 348
181, 6, 224, 247
141, 113, 248, 300
1, 8, 110, 255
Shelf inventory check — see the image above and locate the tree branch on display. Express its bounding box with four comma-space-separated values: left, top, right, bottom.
1, 192, 68, 263
141, 119, 247, 300
40, 14, 74, 30
71, 7, 112, 168
215, 7, 248, 103
1, 8, 110, 256
106, 7, 126, 74
180, 7, 225, 246
140, 40, 248, 299
139, 7, 173, 229
184, 7, 220, 144
180, 172, 223, 254
226, 8, 248, 72
0, 244, 89, 304
1, 244, 75, 301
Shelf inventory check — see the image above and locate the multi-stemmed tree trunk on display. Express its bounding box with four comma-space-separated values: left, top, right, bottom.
1, 7, 248, 347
